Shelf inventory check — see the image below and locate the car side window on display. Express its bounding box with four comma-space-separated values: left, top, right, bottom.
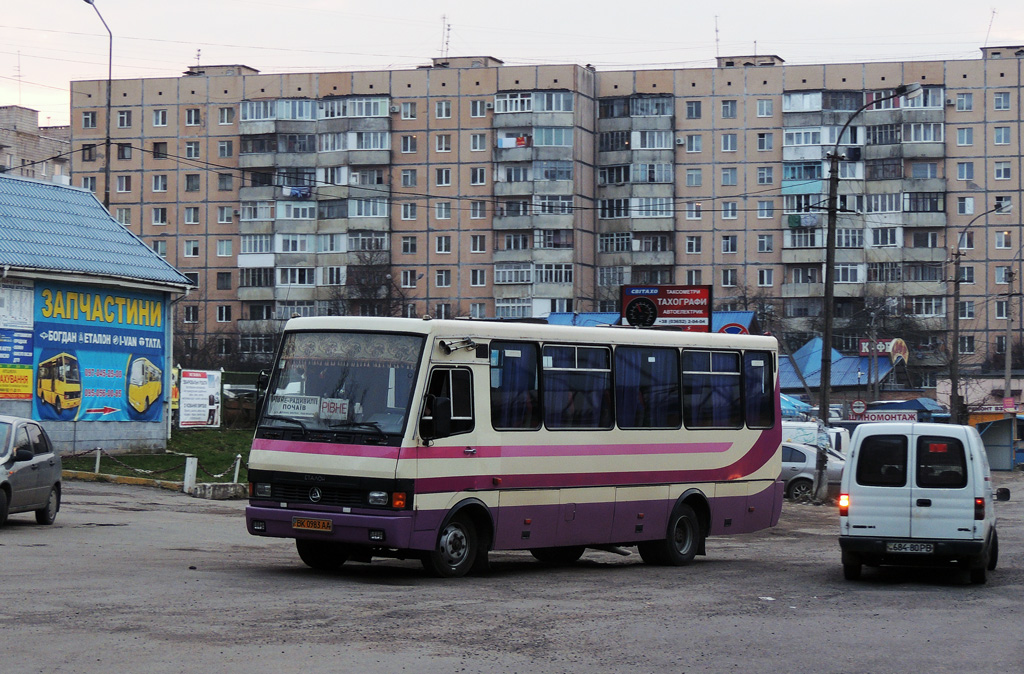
916, 436, 968, 488
855, 435, 908, 487
26, 424, 51, 456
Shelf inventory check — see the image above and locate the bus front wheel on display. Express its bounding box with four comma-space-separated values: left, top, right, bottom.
423, 513, 478, 578
296, 538, 348, 571
638, 503, 701, 566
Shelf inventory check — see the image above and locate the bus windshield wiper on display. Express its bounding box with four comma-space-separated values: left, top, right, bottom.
262, 415, 308, 436
327, 419, 387, 438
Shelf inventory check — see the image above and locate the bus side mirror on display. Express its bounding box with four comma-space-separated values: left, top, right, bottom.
422, 395, 452, 441
256, 370, 269, 392
995, 487, 1010, 502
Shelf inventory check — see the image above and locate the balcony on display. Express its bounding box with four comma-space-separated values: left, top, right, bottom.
782, 282, 823, 298
494, 181, 535, 197
238, 287, 275, 302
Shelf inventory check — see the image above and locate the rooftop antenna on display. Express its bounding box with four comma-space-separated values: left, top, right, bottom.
714, 15, 720, 58
16, 51, 22, 104
195, 48, 201, 67
440, 15, 451, 60
984, 8, 996, 48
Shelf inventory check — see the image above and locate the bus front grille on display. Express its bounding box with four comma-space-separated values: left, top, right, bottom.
273, 484, 366, 507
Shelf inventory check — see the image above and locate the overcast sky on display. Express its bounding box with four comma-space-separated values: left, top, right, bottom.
3, 0, 1022, 126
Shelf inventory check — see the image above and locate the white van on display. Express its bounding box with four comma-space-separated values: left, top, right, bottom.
838, 422, 1010, 584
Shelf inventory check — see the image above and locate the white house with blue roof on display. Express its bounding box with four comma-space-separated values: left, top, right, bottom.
0, 174, 192, 452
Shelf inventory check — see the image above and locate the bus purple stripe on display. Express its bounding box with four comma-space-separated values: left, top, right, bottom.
251, 437, 401, 459
424, 441, 733, 460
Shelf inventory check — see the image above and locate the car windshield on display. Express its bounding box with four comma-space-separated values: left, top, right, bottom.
261, 331, 424, 435
0, 421, 9, 457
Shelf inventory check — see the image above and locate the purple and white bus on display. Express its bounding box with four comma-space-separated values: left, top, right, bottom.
246, 316, 783, 577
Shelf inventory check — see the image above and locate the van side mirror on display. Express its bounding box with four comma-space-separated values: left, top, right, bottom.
15, 448, 33, 463
421, 395, 452, 441
995, 487, 1010, 502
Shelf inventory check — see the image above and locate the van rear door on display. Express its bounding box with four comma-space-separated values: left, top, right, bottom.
847, 433, 911, 538
910, 432, 975, 540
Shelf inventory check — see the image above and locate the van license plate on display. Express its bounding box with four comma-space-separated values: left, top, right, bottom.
886, 541, 933, 554
292, 517, 332, 532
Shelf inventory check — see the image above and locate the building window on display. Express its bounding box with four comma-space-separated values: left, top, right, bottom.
400, 135, 417, 153
400, 270, 417, 288
956, 93, 973, 111
81, 144, 96, 162
757, 166, 773, 184
685, 202, 702, 220
685, 235, 702, 254
401, 203, 417, 220
721, 167, 737, 185
996, 231, 1012, 249
217, 173, 232, 191
470, 100, 487, 117
470, 133, 487, 151
994, 126, 1011, 145
185, 108, 201, 126
686, 270, 702, 285
436, 134, 452, 152
435, 100, 452, 119
185, 174, 200, 191
721, 235, 738, 253
152, 207, 167, 225
152, 174, 167, 192
685, 168, 702, 187
995, 161, 1012, 180
685, 100, 701, 119
435, 269, 452, 288
956, 127, 973, 146
757, 201, 774, 219
470, 167, 486, 185
435, 202, 451, 219
957, 162, 974, 180
756, 99, 773, 117
82, 111, 97, 129
216, 306, 232, 323
115, 175, 131, 193
757, 268, 774, 287
115, 208, 131, 226
685, 134, 702, 153
470, 269, 486, 287
471, 235, 486, 253
721, 99, 737, 118
152, 142, 167, 159
996, 266, 1011, 284
117, 110, 132, 128
721, 134, 737, 152
436, 235, 452, 254
957, 196, 975, 215
757, 133, 773, 151
997, 300, 1009, 320
995, 196, 1012, 213
958, 336, 975, 355
758, 234, 773, 252
185, 141, 200, 158
722, 268, 737, 287
183, 306, 199, 324
218, 107, 235, 125
401, 169, 417, 187
278, 268, 315, 286
116, 143, 131, 160
470, 201, 486, 219
435, 168, 451, 186
994, 91, 1011, 111
217, 207, 232, 224
218, 140, 233, 157
183, 240, 199, 257
184, 207, 200, 225
151, 240, 166, 257
216, 239, 232, 257
721, 202, 738, 219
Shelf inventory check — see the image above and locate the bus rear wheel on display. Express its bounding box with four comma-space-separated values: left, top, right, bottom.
423, 513, 478, 578
530, 546, 586, 565
638, 504, 701, 566
296, 539, 349, 571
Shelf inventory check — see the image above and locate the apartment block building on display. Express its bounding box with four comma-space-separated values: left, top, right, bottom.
69, 49, 1024, 386
0, 105, 70, 182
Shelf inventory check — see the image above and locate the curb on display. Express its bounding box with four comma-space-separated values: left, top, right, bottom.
63, 470, 246, 500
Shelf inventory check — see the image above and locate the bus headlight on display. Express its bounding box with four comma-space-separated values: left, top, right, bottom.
254, 483, 272, 498
368, 491, 388, 506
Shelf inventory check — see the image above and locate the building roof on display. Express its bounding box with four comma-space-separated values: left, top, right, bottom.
781, 337, 894, 389
0, 175, 192, 290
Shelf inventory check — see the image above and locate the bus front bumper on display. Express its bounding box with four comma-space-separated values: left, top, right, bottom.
246, 504, 417, 550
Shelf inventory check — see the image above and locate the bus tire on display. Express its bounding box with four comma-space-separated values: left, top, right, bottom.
423, 513, 478, 578
295, 538, 348, 571
530, 546, 586, 565
639, 504, 701, 566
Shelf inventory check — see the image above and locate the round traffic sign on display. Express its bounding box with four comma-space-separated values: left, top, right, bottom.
851, 399, 867, 415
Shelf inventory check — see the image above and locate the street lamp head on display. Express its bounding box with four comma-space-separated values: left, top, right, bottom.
82, 0, 95, 4
895, 82, 924, 99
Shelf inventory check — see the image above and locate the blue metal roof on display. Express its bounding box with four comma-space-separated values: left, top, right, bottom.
0, 175, 191, 289
781, 337, 894, 390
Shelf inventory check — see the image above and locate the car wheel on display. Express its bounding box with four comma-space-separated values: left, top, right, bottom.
987, 530, 999, 571
787, 478, 813, 501
843, 562, 862, 580
530, 546, 586, 565
969, 565, 987, 584
638, 503, 701, 566
423, 513, 478, 578
295, 539, 348, 571
0, 489, 8, 527
35, 486, 60, 525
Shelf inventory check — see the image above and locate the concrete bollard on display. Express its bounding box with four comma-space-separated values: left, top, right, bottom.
183, 456, 198, 494
94, 448, 102, 473
233, 454, 242, 484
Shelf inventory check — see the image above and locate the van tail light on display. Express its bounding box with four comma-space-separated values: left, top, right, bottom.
974, 497, 985, 520
839, 493, 850, 517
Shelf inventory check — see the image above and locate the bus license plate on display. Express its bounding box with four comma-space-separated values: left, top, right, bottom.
886, 541, 933, 554
292, 517, 332, 532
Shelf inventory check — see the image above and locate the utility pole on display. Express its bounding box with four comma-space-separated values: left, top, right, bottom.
1005, 270, 1015, 419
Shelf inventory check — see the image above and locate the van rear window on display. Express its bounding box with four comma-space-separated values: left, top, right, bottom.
916, 436, 968, 488
855, 435, 908, 487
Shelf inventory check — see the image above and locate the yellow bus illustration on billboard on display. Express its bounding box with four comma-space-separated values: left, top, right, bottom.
37, 352, 82, 411
128, 357, 163, 413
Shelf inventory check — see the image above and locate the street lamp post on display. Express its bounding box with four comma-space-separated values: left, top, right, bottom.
83, 0, 112, 211
814, 82, 922, 500
950, 203, 1012, 423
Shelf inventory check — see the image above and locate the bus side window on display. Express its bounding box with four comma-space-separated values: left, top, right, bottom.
420, 368, 474, 439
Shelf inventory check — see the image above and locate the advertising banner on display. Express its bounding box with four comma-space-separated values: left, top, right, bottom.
32, 281, 166, 422
179, 370, 222, 428
0, 279, 35, 400
621, 285, 712, 331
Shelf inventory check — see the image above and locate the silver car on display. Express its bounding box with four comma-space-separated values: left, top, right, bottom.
0, 415, 61, 526
781, 441, 844, 500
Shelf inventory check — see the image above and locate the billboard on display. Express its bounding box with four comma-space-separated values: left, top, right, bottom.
621, 285, 712, 331
178, 370, 222, 428
32, 281, 166, 422
0, 279, 35, 400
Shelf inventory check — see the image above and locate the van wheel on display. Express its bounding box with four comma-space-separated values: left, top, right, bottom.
423, 513, 478, 578
787, 478, 813, 501
987, 530, 999, 571
296, 539, 348, 571
35, 486, 60, 525
969, 565, 987, 584
842, 551, 862, 580
639, 504, 701, 566
531, 546, 586, 565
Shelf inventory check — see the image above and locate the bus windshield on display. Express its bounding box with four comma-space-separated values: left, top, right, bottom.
261, 331, 424, 435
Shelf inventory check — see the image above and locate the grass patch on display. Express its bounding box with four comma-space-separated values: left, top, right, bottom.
63, 428, 255, 483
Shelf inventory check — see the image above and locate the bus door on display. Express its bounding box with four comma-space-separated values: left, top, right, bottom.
419, 366, 485, 485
